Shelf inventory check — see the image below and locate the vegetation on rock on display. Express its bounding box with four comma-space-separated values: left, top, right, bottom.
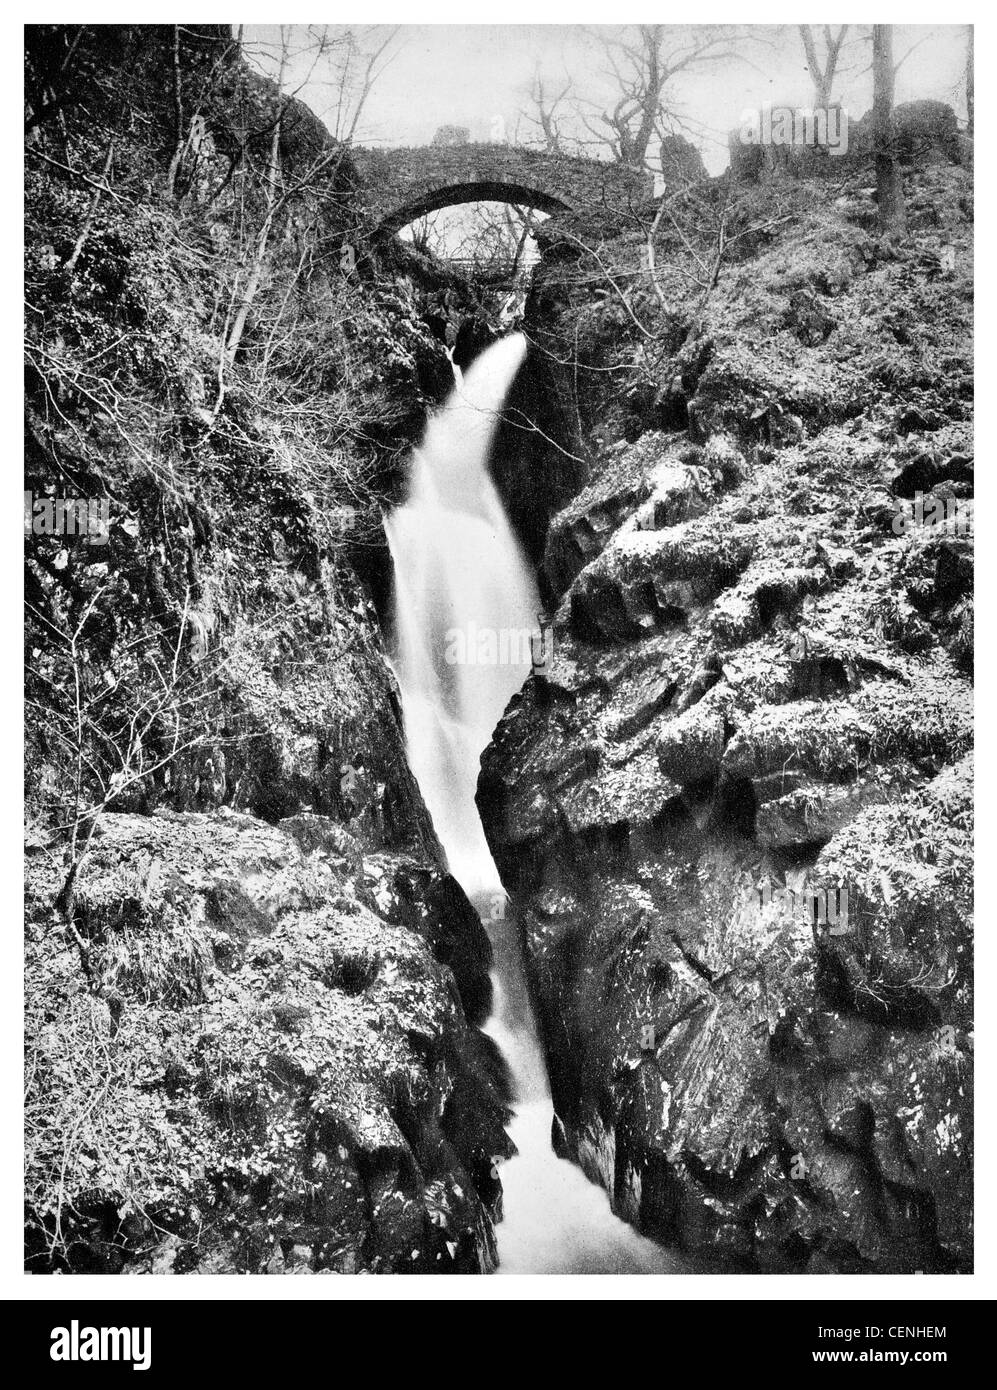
479, 131, 973, 1274
24, 25, 508, 1274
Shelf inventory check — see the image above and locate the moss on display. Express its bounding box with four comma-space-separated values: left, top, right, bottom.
813, 756, 972, 1025
479, 152, 973, 1273
656, 700, 726, 785
24, 812, 507, 1274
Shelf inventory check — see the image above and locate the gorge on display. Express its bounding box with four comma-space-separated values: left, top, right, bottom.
24, 25, 973, 1279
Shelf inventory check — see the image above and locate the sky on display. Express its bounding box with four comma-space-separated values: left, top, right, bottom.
244, 23, 970, 176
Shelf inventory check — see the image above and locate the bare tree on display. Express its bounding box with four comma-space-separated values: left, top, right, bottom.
26, 24, 403, 946
206, 27, 396, 419
26, 582, 210, 933
966, 26, 974, 137
292, 25, 399, 144
577, 25, 736, 173
412, 201, 540, 280
164, 25, 185, 197
872, 25, 906, 237
523, 66, 573, 153
223, 28, 289, 367
798, 25, 848, 108
407, 210, 441, 255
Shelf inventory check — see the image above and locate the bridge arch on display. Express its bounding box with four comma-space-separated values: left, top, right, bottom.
352, 143, 651, 243
375, 180, 568, 238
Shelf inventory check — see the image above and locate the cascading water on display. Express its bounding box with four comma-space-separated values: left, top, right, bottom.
385, 333, 681, 1273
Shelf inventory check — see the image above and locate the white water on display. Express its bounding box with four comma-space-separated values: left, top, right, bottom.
385, 333, 680, 1274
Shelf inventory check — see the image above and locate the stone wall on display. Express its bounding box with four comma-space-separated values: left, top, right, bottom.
353, 143, 652, 237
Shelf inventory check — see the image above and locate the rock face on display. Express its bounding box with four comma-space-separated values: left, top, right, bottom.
478, 158, 973, 1273
25, 811, 510, 1274
23, 26, 507, 1276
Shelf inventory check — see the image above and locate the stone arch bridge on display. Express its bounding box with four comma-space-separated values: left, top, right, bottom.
352, 143, 652, 240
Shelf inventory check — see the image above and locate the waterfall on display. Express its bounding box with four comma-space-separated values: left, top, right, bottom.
385, 333, 682, 1274
385, 334, 536, 900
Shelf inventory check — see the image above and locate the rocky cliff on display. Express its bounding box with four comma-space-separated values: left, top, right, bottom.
478, 151, 973, 1273
24, 25, 511, 1274
26, 812, 509, 1273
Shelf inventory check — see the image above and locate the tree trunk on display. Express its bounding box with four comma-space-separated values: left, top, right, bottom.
967, 26, 974, 137
225, 41, 287, 365
872, 25, 906, 237
799, 25, 847, 117
224, 116, 281, 365
164, 25, 184, 198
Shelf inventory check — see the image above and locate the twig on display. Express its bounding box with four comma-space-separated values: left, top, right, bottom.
64, 140, 114, 274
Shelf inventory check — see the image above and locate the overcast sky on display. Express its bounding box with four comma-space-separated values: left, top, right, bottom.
245, 23, 969, 176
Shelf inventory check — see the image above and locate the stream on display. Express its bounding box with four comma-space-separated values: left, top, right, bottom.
385, 333, 682, 1273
